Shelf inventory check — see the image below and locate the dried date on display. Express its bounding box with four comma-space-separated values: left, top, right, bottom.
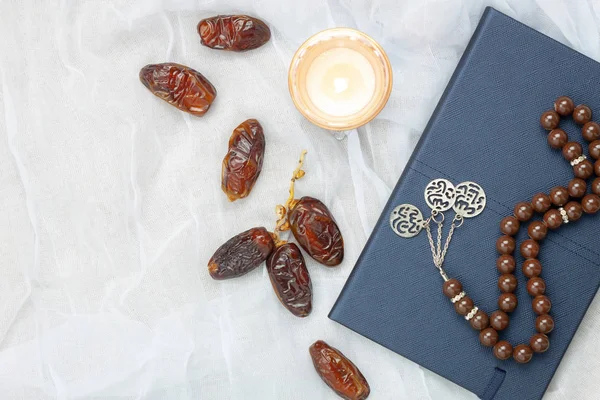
198, 15, 271, 51
289, 196, 344, 266
309, 340, 370, 400
208, 227, 274, 280
139, 63, 216, 116
222, 119, 265, 201
267, 243, 312, 317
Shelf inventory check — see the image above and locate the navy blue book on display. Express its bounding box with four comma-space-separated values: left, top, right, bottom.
329, 7, 600, 400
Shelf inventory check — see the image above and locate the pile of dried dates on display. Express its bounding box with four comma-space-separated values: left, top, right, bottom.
138, 13, 370, 399
139, 15, 271, 117
209, 151, 344, 317
139, 15, 271, 201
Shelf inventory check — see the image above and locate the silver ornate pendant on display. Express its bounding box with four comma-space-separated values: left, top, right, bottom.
390, 204, 424, 238
453, 181, 486, 218
424, 178, 456, 212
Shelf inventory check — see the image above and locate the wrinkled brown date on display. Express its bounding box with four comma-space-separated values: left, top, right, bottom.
221, 119, 265, 201
289, 196, 344, 266
208, 227, 274, 280
139, 63, 216, 116
197, 15, 271, 51
309, 340, 370, 400
267, 243, 312, 317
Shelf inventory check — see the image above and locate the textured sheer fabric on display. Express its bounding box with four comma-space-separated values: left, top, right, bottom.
0, 0, 598, 398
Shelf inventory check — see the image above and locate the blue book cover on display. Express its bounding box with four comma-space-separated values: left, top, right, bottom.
329, 7, 600, 400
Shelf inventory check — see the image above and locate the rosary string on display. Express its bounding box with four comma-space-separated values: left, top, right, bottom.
425, 215, 461, 272
388, 94, 600, 365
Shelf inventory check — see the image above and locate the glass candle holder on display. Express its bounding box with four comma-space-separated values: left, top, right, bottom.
288, 28, 392, 134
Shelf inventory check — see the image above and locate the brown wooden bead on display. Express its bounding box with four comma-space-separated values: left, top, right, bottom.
527, 277, 546, 296
574, 159, 594, 179
513, 344, 533, 364
531, 193, 552, 213
500, 216, 520, 236
498, 274, 518, 293
528, 221, 548, 241
454, 296, 474, 316
543, 209, 562, 230
480, 328, 499, 347
573, 104, 592, 124
532, 295, 551, 315
568, 178, 587, 198
490, 310, 510, 331
520, 239, 540, 259
493, 341, 513, 360
535, 314, 555, 334
523, 259, 542, 278
590, 140, 600, 159
547, 129, 568, 149
498, 293, 518, 313
554, 96, 575, 116
497, 255, 516, 274
596, 159, 600, 176
562, 142, 583, 161
496, 236, 516, 255
514, 202, 534, 221
565, 201, 583, 222
443, 278, 462, 298
540, 110, 560, 130
470, 310, 489, 330
549, 186, 569, 206
530, 333, 550, 353
592, 177, 600, 195
583, 121, 600, 141
582, 194, 600, 214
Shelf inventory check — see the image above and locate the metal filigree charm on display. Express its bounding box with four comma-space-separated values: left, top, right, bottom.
453, 181, 486, 218
390, 204, 424, 238
424, 178, 456, 212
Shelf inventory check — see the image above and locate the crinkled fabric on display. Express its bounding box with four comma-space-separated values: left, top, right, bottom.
0, 0, 598, 399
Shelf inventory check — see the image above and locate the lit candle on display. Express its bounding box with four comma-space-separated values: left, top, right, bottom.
289, 28, 392, 131
306, 47, 376, 117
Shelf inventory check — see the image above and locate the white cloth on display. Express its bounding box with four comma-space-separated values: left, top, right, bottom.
0, 0, 598, 399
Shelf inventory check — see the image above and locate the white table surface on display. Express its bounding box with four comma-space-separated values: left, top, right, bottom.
0, 0, 598, 398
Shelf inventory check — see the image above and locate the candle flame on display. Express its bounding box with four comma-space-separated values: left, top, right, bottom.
333, 77, 349, 94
